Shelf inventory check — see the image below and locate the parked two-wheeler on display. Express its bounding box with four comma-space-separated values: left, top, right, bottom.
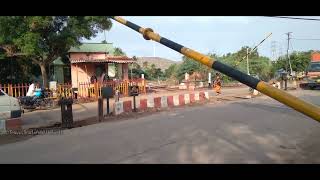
18, 89, 53, 110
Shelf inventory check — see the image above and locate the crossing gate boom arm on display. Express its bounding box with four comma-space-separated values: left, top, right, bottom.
110, 16, 320, 122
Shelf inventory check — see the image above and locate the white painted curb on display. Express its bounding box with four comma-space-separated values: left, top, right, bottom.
147, 96, 154, 108
160, 96, 168, 108
195, 93, 200, 101
204, 92, 209, 99
173, 95, 180, 106
184, 94, 190, 104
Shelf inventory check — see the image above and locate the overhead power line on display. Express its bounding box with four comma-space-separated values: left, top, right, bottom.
292, 38, 320, 40
264, 16, 320, 21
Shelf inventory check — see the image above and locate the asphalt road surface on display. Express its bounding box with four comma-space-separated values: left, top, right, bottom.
0, 90, 320, 163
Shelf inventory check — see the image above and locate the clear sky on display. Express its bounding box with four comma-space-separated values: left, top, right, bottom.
85, 16, 320, 61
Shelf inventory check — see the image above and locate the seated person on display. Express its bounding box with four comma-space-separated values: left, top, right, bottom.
22, 81, 41, 104
26, 81, 38, 96
26, 83, 35, 97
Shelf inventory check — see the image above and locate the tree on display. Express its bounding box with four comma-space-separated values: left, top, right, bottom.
131, 62, 141, 70
142, 61, 148, 69
213, 46, 273, 82
0, 55, 41, 84
249, 56, 272, 81
131, 68, 147, 79
114, 47, 126, 56
176, 56, 210, 81
150, 63, 156, 69
287, 51, 311, 72
164, 64, 178, 78
272, 51, 312, 77
143, 63, 165, 80
0, 48, 5, 59
154, 68, 165, 80
129, 57, 145, 79
145, 63, 156, 79
0, 16, 112, 87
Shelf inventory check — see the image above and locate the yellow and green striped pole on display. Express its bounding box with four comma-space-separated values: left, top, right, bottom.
110, 16, 320, 122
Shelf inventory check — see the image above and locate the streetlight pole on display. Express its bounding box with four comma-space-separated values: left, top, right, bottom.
284, 32, 292, 90
286, 32, 293, 76
246, 48, 250, 75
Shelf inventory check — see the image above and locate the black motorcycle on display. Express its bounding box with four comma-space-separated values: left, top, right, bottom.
18, 88, 53, 110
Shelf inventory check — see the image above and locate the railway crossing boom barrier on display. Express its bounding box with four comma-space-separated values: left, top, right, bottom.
110, 16, 320, 122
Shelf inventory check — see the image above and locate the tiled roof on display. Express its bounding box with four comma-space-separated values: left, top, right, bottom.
52, 57, 65, 65
68, 43, 115, 54
70, 56, 135, 64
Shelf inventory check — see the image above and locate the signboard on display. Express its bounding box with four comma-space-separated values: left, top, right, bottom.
102, 87, 113, 98
49, 81, 57, 91
129, 85, 139, 96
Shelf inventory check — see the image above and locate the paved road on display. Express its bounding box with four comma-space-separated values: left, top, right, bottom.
1, 89, 320, 163
21, 87, 250, 129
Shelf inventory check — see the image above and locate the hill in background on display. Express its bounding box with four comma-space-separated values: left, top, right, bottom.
136, 57, 181, 70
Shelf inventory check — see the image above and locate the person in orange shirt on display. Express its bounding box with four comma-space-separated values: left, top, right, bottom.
213, 73, 222, 95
